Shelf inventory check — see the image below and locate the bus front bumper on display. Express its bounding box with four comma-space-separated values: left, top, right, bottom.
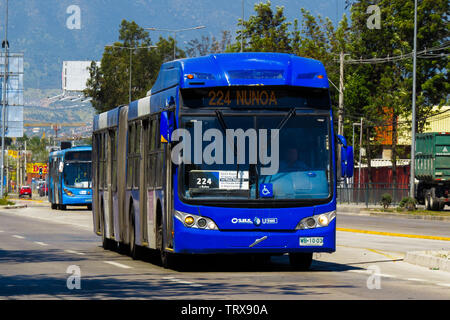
62, 194, 92, 205
173, 219, 336, 254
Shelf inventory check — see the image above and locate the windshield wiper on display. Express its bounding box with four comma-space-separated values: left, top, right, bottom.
276, 108, 296, 131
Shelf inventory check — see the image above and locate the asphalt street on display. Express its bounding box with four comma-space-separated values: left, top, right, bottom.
0, 201, 449, 300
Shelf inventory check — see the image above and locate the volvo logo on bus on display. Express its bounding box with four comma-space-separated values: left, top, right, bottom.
253, 217, 261, 226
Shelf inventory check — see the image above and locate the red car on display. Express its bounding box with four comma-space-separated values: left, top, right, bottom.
19, 186, 32, 198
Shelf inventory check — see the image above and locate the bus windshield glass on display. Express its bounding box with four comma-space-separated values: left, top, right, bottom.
63, 151, 92, 188
179, 113, 332, 202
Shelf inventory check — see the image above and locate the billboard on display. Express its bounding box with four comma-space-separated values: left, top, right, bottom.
0, 52, 24, 138
26, 163, 48, 175
62, 61, 99, 92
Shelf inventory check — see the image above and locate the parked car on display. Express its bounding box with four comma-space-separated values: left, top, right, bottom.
19, 186, 32, 198
38, 183, 48, 197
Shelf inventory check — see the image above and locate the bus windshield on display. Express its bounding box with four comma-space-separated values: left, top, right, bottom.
179, 113, 332, 202
63, 162, 92, 188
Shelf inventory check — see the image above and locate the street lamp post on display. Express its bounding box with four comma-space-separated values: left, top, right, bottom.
410, 0, 418, 198
105, 44, 156, 104
145, 26, 206, 60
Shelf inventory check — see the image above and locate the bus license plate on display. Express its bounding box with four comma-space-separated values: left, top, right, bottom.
299, 237, 323, 246
80, 190, 87, 195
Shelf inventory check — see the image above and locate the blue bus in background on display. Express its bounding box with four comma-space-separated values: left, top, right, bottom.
48, 146, 93, 210
92, 53, 353, 270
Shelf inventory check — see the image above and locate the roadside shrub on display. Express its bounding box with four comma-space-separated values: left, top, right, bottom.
0, 197, 14, 206
398, 197, 417, 211
380, 193, 392, 209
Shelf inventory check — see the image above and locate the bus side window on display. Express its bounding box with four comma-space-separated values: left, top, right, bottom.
99, 133, 104, 190
148, 118, 156, 189
127, 123, 135, 189
155, 114, 164, 188
111, 129, 117, 192
134, 121, 141, 188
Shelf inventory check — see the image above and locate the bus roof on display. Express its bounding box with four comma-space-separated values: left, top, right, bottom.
94, 53, 330, 129
150, 52, 329, 93
49, 145, 92, 157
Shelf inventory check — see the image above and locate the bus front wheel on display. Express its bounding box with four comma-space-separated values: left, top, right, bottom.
289, 252, 313, 271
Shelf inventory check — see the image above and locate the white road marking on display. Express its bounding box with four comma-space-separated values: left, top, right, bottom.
34, 241, 48, 246
12, 235, 25, 239
64, 250, 85, 256
0, 230, 4, 232
103, 261, 133, 269
163, 277, 203, 287
379, 274, 396, 278
407, 278, 425, 282
436, 283, 450, 287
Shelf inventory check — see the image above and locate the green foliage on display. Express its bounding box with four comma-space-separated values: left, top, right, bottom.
380, 193, 393, 209
84, 20, 186, 113
0, 197, 15, 206
398, 197, 417, 211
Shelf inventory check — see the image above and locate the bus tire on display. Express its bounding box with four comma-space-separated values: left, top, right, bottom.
289, 252, 313, 271
101, 202, 111, 250
129, 205, 140, 260
87, 204, 92, 211
60, 204, 67, 211
51, 203, 57, 210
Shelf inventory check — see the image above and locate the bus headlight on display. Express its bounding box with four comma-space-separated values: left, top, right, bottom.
175, 211, 219, 230
296, 211, 336, 230
63, 188, 74, 196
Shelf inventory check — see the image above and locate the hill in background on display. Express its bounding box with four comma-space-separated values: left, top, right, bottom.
0, 0, 346, 90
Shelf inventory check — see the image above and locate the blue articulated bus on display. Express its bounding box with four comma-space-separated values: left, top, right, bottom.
92, 52, 353, 270
48, 146, 93, 210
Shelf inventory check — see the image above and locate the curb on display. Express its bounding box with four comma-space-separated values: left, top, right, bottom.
337, 206, 450, 221
404, 251, 450, 272
0, 204, 28, 210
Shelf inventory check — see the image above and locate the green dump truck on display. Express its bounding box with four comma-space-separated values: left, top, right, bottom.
415, 132, 450, 210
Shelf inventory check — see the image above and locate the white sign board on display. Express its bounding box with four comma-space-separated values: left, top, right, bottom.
62, 61, 99, 92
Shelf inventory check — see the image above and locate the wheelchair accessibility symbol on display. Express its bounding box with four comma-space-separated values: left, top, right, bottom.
259, 183, 273, 198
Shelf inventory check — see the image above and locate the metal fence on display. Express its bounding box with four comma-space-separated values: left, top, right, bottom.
337, 183, 410, 206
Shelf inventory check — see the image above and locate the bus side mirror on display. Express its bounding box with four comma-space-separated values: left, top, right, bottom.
160, 110, 175, 144
341, 145, 354, 178
337, 134, 354, 178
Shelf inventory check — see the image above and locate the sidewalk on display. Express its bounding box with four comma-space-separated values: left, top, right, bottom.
337, 203, 450, 221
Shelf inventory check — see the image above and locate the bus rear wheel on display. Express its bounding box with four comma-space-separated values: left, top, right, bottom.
157, 224, 176, 269
289, 253, 313, 271
129, 206, 140, 260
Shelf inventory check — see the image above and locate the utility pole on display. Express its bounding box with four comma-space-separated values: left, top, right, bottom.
1, 0, 8, 196
410, 0, 418, 198
358, 117, 363, 189
24, 140, 26, 185
338, 52, 345, 135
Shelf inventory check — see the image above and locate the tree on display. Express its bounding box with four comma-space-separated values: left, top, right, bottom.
84, 20, 186, 113
186, 31, 231, 57
234, 1, 291, 53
